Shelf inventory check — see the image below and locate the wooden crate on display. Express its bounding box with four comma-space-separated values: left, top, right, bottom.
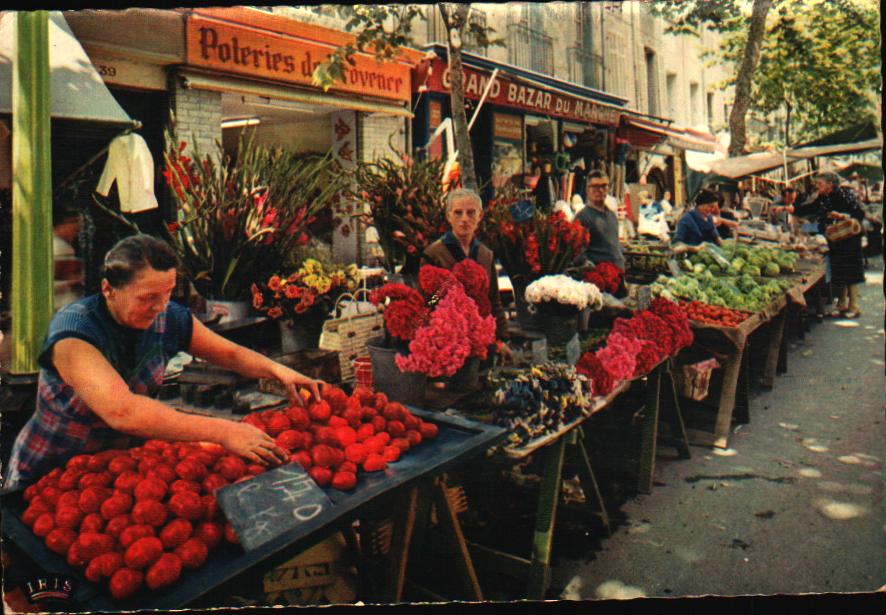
262, 533, 357, 605
258, 349, 342, 396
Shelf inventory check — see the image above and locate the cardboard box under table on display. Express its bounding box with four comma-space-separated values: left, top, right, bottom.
1, 408, 505, 610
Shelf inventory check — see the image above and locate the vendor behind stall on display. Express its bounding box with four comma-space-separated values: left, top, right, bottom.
672, 189, 723, 253
5, 234, 325, 488
576, 170, 626, 270
422, 188, 509, 348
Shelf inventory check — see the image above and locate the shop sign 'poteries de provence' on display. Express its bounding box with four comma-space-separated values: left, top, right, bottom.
186, 14, 411, 104
422, 58, 620, 126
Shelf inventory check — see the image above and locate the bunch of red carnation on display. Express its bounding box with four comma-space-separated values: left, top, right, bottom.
583, 262, 623, 295
369, 283, 428, 341
576, 297, 693, 392
371, 263, 497, 378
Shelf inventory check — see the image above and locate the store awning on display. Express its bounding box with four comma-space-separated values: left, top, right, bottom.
0, 12, 133, 125
179, 69, 414, 118
621, 116, 722, 153
707, 136, 883, 180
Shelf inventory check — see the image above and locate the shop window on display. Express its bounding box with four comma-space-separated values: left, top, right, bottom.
689, 82, 700, 126
525, 117, 557, 174
666, 73, 677, 119
707, 91, 715, 128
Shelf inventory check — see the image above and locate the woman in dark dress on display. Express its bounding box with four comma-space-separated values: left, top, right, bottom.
811, 171, 866, 318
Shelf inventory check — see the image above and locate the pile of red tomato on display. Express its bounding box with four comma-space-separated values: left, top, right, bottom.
680, 301, 752, 328
18, 385, 438, 601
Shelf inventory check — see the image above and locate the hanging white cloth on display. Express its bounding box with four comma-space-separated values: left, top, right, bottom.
95, 133, 158, 213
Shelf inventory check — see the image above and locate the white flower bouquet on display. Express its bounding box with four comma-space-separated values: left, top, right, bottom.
524, 274, 603, 313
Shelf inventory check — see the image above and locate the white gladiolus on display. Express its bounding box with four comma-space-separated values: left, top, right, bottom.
524, 275, 603, 311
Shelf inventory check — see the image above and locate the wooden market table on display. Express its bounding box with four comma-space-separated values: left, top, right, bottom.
1, 406, 506, 610
466, 357, 691, 600
685, 261, 826, 449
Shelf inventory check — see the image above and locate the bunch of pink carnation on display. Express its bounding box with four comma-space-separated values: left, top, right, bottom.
394, 284, 496, 377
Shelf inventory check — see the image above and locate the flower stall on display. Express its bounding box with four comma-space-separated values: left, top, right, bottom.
163, 132, 347, 306
251, 259, 361, 351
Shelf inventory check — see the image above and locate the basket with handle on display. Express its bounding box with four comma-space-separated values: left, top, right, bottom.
318, 288, 384, 382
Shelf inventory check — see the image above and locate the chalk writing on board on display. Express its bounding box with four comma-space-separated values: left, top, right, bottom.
217, 464, 332, 551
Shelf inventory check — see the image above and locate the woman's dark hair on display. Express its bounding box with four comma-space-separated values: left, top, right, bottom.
102, 234, 178, 288
695, 189, 720, 206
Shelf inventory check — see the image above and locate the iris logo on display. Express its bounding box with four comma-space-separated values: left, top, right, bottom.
24, 575, 75, 603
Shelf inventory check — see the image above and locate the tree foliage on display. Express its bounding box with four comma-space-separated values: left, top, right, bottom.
651, 0, 881, 150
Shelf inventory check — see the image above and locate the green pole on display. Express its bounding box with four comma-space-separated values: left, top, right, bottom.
11, 11, 53, 375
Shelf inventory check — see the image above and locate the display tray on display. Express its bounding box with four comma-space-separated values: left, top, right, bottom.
1, 408, 506, 612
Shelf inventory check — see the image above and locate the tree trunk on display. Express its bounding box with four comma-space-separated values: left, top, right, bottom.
784, 98, 792, 148
440, 3, 479, 192
727, 0, 773, 156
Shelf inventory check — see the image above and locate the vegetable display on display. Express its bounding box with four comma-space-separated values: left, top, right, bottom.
680, 301, 752, 327
650, 272, 792, 313
19, 385, 438, 601
683, 240, 799, 277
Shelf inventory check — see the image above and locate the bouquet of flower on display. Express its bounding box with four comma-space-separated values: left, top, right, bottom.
163, 130, 347, 300
490, 363, 593, 449
251, 259, 360, 324
576, 297, 693, 394
525, 275, 603, 312
369, 262, 496, 378
352, 151, 449, 272
582, 262, 623, 295
481, 185, 590, 286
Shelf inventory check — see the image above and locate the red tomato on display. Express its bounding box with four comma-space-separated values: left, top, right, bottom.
214, 455, 247, 481
86, 551, 123, 582
131, 500, 167, 527
133, 478, 167, 502
308, 466, 332, 487
362, 454, 387, 473
105, 514, 133, 539
119, 524, 155, 549
174, 537, 209, 570
331, 471, 357, 491
147, 463, 177, 484
78, 486, 112, 514
54, 506, 84, 530
344, 443, 368, 465
114, 471, 142, 494
382, 446, 401, 463
44, 527, 77, 555
327, 416, 348, 429
107, 456, 137, 476
169, 479, 202, 495
109, 567, 144, 600
201, 474, 229, 494
175, 459, 207, 482
418, 422, 438, 440
81, 512, 106, 533
75, 532, 115, 560
308, 400, 332, 423
224, 522, 239, 544
285, 406, 311, 430
335, 427, 358, 448
201, 494, 220, 521
33, 513, 56, 538
168, 491, 204, 521
404, 430, 423, 447
386, 421, 406, 438
124, 536, 164, 570
275, 430, 304, 451
159, 518, 193, 550
195, 521, 223, 548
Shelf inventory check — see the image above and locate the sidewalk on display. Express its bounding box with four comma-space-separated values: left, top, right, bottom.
550, 257, 885, 600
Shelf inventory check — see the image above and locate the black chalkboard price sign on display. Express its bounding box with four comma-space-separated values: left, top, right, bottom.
216, 464, 333, 551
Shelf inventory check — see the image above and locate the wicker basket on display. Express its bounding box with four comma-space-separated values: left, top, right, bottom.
318, 289, 384, 382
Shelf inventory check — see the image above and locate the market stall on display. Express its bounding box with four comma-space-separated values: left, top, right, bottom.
1, 388, 506, 610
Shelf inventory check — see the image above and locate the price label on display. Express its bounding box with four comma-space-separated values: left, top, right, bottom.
217, 464, 332, 551
637, 286, 652, 310
510, 200, 535, 223
530, 337, 548, 364
565, 334, 581, 366
667, 259, 683, 277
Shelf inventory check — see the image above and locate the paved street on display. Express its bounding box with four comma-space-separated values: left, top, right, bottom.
550, 257, 885, 600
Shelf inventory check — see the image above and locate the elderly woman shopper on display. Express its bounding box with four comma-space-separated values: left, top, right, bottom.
811, 171, 866, 318
6, 234, 325, 488
422, 188, 509, 346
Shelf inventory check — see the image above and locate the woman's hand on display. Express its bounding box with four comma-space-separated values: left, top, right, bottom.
271, 364, 324, 407
826, 211, 846, 220
222, 422, 289, 466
